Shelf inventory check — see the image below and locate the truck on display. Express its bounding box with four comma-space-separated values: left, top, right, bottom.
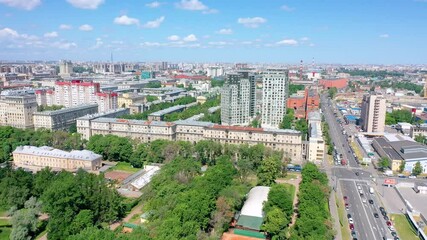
369, 187, 374, 194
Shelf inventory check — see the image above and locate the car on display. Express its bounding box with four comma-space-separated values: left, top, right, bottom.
362, 198, 367, 203
382, 211, 387, 217
348, 218, 354, 224
389, 226, 396, 231
409, 175, 417, 179
391, 231, 397, 237
347, 213, 352, 219
349, 223, 354, 230
343, 144, 345, 147
355, 172, 360, 176
384, 215, 389, 221
368, 199, 374, 204
344, 196, 348, 201
351, 231, 357, 238
379, 207, 385, 213
373, 213, 379, 218
394, 237, 400, 240
386, 221, 392, 226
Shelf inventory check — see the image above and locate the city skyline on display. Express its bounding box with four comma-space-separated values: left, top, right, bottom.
0, 0, 426, 64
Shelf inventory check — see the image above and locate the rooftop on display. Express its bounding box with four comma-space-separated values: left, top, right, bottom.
33, 104, 98, 116
149, 105, 187, 117
77, 108, 129, 120
13, 146, 101, 161
174, 120, 214, 127
93, 117, 176, 127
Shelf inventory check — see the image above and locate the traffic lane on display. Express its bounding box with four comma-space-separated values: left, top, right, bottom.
361, 183, 390, 239
341, 180, 376, 240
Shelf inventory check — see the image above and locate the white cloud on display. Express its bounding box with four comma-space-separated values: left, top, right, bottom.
167, 35, 180, 41
111, 40, 124, 44
0, 28, 19, 39
67, 0, 104, 9
208, 41, 227, 46
276, 39, 298, 46
90, 38, 103, 49
300, 37, 309, 41
280, 5, 295, 11
53, 41, 77, 49
0, 0, 41, 10
183, 34, 197, 42
140, 41, 162, 47
114, 15, 140, 25
309, 43, 315, 47
237, 17, 267, 28
59, 24, 72, 30
217, 28, 233, 35
176, 0, 207, 10
146, 1, 161, 8
202, 9, 218, 14
44, 31, 58, 38
79, 24, 93, 31
142, 16, 165, 28
379, 34, 389, 38
241, 41, 252, 45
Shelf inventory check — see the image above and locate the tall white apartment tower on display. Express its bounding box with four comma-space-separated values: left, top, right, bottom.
221, 72, 256, 126
261, 69, 289, 129
360, 94, 386, 133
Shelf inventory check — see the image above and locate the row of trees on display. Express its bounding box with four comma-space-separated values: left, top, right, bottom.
200, 109, 221, 124
0, 126, 85, 163
121, 96, 196, 120
0, 167, 124, 240
375, 80, 423, 94
292, 163, 333, 239
322, 121, 334, 155
262, 184, 294, 239
328, 87, 338, 99
338, 69, 404, 78
163, 97, 220, 122
385, 109, 418, 125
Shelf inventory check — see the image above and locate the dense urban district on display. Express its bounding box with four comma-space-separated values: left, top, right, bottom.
0, 61, 427, 240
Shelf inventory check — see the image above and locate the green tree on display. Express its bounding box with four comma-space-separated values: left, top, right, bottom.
264, 184, 293, 217
415, 134, 426, 144
412, 161, 423, 176
399, 160, 405, 173
295, 119, 308, 140
289, 84, 305, 95
10, 197, 41, 240
378, 156, 390, 171
328, 87, 338, 99
262, 207, 288, 240
257, 156, 281, 186
145, 95, 158, 102
251, 119, 260, 128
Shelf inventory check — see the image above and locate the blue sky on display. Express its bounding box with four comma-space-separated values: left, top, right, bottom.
0, 0, 426, 64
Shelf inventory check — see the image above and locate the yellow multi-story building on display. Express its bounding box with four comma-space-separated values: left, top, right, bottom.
77, 118, 304, 163
0, 95, 37, 129
13, 146, 102, 172
118, 93, 145, 108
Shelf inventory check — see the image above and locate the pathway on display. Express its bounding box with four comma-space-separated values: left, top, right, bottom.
276, 174, 301, 227
110, 203, 144, 230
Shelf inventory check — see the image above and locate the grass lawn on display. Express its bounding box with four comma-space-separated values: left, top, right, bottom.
0, 219, 10, 227
0, 227, 11, 239
283, 173, 299, 181
390, 214, 419, 240
282, 183, 296, 200
350, 142, 363, 160
335, 194, 351, 240
109, 162, 141, 173
0, 208, 8, 217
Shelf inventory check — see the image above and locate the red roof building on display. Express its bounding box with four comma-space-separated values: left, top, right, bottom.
319, 78, 348, 89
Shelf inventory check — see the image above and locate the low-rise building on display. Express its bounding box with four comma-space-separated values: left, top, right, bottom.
13, 145, 102, 172
410, 124, 427, 139
118, 93, 145, 108
33, 104, 98, 131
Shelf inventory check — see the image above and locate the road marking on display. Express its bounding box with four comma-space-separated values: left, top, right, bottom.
353, 181, 378, 240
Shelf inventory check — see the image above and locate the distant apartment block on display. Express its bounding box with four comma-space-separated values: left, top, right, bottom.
262, 69, 289, 128
410, 124, 427, 139
96, 92, 118, 112
0, 95, 38, 129
206, 66, 224, 78
13, 146, 102, 172
360, 94, 386, 133
77, 118, 303, 163
59, 60, 73, 77
33, 104, 98, 131
221, 72, 256, 126
35, 89, 54, 106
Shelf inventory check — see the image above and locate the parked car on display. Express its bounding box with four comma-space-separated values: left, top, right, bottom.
347, 214, 352, 219
386, 221, 392, 226
368, 199, 374, 204
344, 196, 348, 201
351, 231, 357, 238
373, 213, 379, 218
348, 218, 354, 224
379, 207, 385, 213
409, 175, 417, 179
384, 215, 389, 221
391, 231, 397, 237
349, 224, 354, 230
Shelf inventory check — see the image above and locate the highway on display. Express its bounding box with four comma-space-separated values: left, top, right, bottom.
321, 94, 393, 240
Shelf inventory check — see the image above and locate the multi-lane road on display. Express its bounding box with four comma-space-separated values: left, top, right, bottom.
321, 94, 394, 240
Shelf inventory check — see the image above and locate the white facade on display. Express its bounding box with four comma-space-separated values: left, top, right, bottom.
206, 66, 224, 78
360, 94, 386, 133
261, 69, 289, 129
59, 60, 73, 77
0, 95, 38, 129
307, 111, 325, 164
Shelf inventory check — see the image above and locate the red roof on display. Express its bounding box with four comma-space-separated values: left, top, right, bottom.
212, 125, 264, 132
173, 74, 209, 80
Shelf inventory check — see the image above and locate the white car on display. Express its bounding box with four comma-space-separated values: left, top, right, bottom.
409, 175, 417, 179
348, 218, 354, 224
389, 226, 396, 231
362, 198, 367, 203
